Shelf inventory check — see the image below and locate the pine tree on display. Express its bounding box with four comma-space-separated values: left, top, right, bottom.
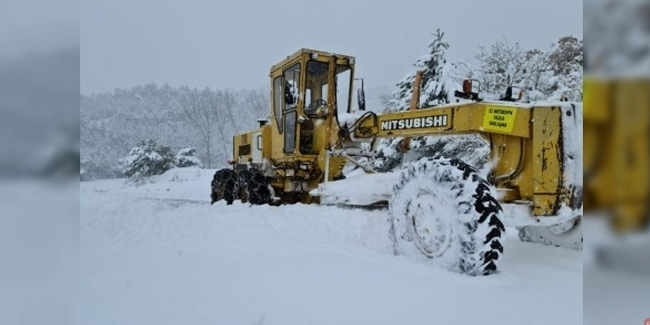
386, 29, 451, 112
417, 29, 451, 107
375, 29, 458, 171
120, 139, 176, 179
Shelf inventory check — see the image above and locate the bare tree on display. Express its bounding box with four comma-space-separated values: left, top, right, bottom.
219, 88, 240, 135
206, 90, 230, 163
175, 87, 217, 168
240, 86, 270, 119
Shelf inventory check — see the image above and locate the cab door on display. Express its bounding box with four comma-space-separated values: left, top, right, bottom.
282, 63, 301, 155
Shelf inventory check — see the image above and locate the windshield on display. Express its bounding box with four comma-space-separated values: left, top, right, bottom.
305, 61, 328, 108
336, 65, 352, 114
304, 60, 353, 114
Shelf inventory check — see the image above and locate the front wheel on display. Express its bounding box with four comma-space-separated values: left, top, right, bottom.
389, 157, 505, 276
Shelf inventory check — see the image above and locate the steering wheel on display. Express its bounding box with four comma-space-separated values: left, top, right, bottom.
306, 99, 328, 116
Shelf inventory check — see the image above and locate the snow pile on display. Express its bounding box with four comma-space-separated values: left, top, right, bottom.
312, 170, 399, 206
85, 167, 217, 202
337, 112, 363, 128
153, 166, 209, 183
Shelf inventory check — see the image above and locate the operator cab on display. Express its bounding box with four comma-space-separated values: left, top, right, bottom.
270, 49, 355, 156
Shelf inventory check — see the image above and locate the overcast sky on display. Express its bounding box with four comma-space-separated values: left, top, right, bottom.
1, 0, 78, 62
0, 0, 79, 176
81, 0, 582, 95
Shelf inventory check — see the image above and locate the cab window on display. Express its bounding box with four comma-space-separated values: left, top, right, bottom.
283, 63, 300, 154
273, 76, 283, 134
305, 60, 329, 113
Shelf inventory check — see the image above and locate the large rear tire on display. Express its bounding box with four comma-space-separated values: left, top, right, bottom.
236, 168, 273, 205
389, 157, 505, 276
211, 168, 237, 205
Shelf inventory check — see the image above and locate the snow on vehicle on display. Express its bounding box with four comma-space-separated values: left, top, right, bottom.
211, 49, 583, 275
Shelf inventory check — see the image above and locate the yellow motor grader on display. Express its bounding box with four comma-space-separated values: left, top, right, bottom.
216, 48, 583, 275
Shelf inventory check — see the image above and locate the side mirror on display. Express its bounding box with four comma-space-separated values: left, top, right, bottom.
355, 77, 366, 111
500, 85, 523, 102
504, 86, 513, 100
357, 88, 366, 111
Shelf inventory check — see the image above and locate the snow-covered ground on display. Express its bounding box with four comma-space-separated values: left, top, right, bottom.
81, 167, 582, 324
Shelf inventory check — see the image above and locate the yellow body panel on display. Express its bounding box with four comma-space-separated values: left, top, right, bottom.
584, 77, 650, 231
355, 103, 532, 139
531, 107, 562, 216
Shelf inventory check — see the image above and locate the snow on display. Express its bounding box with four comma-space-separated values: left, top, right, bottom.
553, 102, 583, 220
560, 102, 583, 187
337, 112, 363, 129
312, 170, 398, 206
81, 168, 582, 324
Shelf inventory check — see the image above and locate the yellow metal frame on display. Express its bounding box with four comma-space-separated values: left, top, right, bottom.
583, 77, 650, 231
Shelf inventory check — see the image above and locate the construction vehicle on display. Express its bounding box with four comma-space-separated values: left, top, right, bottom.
214, 48, 583, 276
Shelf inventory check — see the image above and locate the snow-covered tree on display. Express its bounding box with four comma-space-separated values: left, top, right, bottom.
385, 29, 452, 112
520, 48, 553, 101
416, 29, 453, 107
546, 36, 583, 101
547, 36, 583, 76
475, 37, 526, 97
374, 29, 476, 171
176, 147, 203, 168
474, 35, 583, 102
120, 139, 176, 179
